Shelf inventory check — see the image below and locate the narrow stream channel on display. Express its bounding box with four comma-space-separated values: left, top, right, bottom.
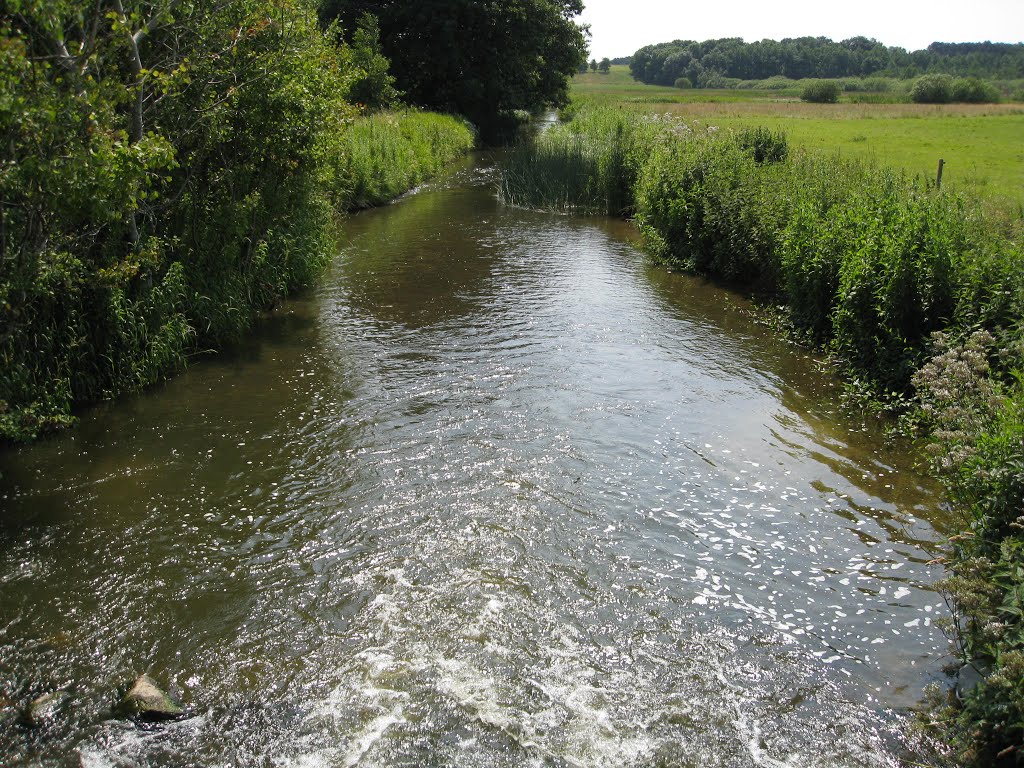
1, 155, 953, 766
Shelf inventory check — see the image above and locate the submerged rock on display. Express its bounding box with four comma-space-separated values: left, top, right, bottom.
27, 691, 71, 726
956, 661, 984, 701
122, 674, 183, 720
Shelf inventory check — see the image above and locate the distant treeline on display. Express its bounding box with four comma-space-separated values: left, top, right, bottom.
630, 37, 1024, 86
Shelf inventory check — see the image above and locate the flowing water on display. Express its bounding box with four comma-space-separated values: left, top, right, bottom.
0, 155, 954, 767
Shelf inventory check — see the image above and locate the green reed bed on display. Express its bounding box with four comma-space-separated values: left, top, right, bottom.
499, 105, 1024, 765
340, 110, 476, 209
498, 108, 665, 216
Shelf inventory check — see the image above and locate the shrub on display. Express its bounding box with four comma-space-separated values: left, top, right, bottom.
800, 80, 841, 103
736, 126, 788, 164
952, 77, 1001, 104
0, 3, 474, 442
911, 73, 955, 103
674, 77, 693, 89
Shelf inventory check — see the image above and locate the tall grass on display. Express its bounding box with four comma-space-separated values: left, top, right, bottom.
499, 105, 1024, 763
340, 110, 476, 209
499, 108, 683, 216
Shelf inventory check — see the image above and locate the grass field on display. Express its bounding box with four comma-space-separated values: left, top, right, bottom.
572, 66, 1024, 206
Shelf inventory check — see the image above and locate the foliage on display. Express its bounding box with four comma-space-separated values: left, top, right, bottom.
673, 77, 693, 89
736, 127, 789, 164
498, 108, 665, 216
629, 37, 1024, 87
0, 0, 472, 443
319, 0, 588, 141
912, 73, 955, 103
339, 110, 475, 209
800, 80, 841, 103
952, 77, 1001, 104
920, 356, 1024, 765
346, 12, 401, 110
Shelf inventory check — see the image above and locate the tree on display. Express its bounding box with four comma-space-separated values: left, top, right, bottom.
598, 57, 610, 73
590, 58, 598, 72
347, 13, 400, 109
319, 0, 588, 139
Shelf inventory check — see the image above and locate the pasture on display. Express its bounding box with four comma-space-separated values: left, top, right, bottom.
572, 66, 1024, 205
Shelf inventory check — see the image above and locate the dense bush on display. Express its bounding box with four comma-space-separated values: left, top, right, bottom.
913, 333, 1024, 765
674, 77, 693, 89
911, 73, 955, 103
952, 77, 1002, 103
736, 127, 789, 164
800, 80, 842, 103
0, 1, 473, 442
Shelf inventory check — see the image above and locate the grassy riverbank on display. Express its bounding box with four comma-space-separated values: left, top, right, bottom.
499, 106, 1024, 765
0, 1, 474, 444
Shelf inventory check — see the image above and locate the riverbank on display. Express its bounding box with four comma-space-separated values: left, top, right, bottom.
0, 1, 476, 445
1, 93, 472, 442
499, 105, 1024, 765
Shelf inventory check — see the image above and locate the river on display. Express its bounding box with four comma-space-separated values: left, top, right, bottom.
0, 154, 953, 766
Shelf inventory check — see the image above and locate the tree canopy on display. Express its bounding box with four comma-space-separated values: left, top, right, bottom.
630, 37, 1024, 86
319, 0, 588, 136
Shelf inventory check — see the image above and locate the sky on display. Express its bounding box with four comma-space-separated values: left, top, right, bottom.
578, 0, 1024, 61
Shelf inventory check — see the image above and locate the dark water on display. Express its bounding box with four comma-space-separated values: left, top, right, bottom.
0, 156, 953, 766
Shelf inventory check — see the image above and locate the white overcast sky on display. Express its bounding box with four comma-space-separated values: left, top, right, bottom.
578, 0, 1024, 60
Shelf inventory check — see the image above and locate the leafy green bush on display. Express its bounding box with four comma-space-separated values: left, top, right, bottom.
911, 73, 955, 103
913, 337, 1024, 764
800, 80, 841, 103
0, 1, 473, 442
736, 127, 789, 164
674, 77, 693, 89
952, 77, 1001, 104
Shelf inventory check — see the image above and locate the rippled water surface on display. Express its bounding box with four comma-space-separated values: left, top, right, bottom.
0, 156, 954, 766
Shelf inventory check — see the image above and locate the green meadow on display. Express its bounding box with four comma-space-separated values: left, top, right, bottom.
572, 66, 1024, 206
